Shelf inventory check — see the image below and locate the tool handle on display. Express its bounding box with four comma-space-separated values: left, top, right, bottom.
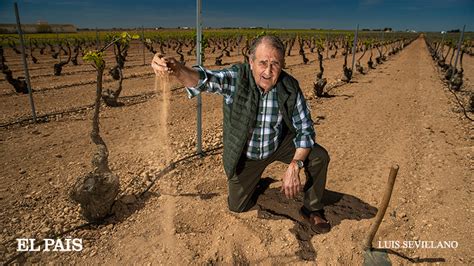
363, 165, 399, 251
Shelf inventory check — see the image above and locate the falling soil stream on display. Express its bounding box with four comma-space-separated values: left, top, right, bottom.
154, 75, 178, 262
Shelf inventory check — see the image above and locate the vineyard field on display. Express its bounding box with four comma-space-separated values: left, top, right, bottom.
0, 30, 473, 264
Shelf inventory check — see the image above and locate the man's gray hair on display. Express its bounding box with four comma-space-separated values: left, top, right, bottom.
249, 35, 286, 60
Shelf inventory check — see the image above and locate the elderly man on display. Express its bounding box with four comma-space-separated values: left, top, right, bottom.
151, 35, 330, 233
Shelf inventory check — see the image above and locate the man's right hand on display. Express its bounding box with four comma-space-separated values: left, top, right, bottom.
151, 53, 200, 88
151, 54, 180, 77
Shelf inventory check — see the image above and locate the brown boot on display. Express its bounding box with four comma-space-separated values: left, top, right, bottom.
299, 207, 331, 234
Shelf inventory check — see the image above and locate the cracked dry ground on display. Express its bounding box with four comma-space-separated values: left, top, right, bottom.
1, 36, 473, 264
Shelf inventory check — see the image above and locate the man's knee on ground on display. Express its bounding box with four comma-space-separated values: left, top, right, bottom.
227, 197, 254, 213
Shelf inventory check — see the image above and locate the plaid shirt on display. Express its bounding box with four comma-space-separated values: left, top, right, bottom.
186, 65, 315, 160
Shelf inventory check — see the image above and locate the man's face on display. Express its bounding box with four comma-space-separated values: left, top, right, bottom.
249, 41, 284, 92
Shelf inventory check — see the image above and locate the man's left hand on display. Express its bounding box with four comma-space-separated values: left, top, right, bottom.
280, 162, 302, 199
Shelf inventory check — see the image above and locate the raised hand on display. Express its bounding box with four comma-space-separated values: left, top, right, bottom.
151, 53, 181, 76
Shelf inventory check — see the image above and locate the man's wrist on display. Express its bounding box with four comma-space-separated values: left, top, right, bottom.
291, 159, 305, 169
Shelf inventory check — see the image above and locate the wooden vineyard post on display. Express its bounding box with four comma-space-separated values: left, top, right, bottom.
28, 37, 31, 60
96, 28, 100, 50
351, 24, 359, 73
451, 25, 465, 79
142, 26, 146, 66
237, 34, 240, 57
56, 31, 61, 62
438, 31, 446, 59
14, 2, 36, 123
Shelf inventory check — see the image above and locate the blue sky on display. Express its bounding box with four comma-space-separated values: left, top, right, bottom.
0, 0, 473, 31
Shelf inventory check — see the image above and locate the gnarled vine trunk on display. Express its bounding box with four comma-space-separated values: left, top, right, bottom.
314, 48, 327, 97
70, 67, 120, 222
341, 40, 352, 82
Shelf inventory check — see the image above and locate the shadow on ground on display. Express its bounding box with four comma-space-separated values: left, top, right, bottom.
253, 177, 377, 261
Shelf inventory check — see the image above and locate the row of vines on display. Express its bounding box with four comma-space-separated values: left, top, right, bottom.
1, 30, 419, 98
424, 32, 474, 118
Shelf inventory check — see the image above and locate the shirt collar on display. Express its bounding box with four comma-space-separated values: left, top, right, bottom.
258, 86, 276, 96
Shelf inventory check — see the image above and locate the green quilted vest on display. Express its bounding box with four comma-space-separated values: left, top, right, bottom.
222, 63, 300, 178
